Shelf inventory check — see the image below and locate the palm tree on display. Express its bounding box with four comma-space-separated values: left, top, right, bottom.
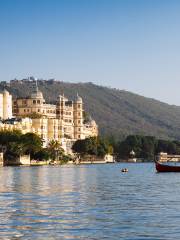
48, 140, 64, 161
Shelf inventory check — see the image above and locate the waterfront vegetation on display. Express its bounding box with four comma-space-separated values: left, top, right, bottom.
72, 135, 180, 161
1, 130, 180, 164
72, 137, 113, 158
0, 130, 69, 164
111, 135, 180, 161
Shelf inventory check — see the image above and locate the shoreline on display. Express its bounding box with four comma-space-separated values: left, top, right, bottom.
2, 161, 157, 167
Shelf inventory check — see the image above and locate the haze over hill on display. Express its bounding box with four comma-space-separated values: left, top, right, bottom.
2, 80, 180, 140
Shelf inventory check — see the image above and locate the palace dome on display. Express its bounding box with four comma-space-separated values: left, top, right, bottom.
76, 94, 82, 103
31, 90, 44, 99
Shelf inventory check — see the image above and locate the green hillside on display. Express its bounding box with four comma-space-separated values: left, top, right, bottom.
2, 80, 180, 140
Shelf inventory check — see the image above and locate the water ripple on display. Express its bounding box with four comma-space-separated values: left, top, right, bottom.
0, 163, 179, 239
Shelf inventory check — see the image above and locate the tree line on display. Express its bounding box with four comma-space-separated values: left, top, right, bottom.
72, 135, 180, 161
111, 135, 180, 161
1, 130, 180, 163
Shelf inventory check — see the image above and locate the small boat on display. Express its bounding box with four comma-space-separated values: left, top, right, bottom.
155, 161, 180, 172
121, 168, 128, 173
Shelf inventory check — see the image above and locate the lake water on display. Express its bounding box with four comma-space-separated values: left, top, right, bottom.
0, 163, 180, 240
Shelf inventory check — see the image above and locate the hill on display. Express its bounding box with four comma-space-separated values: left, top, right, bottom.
2, 80, 180, 140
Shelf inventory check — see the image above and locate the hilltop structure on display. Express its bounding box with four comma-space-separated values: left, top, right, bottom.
0, 86, 98, 153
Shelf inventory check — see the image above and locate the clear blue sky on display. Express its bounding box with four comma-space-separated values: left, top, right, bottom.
1, 0, 180, 105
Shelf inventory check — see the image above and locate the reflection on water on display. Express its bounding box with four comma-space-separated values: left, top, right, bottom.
0, 163, 180, 239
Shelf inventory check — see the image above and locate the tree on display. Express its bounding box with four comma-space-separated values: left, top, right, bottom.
0, 130, 24, 161
9, 142, 26, 156
141, 136, 157, 160
72, 137, 112, 158
72, 139, 86, 156
48, 140, 64, 161
34, 149, 50, 161
96, 138, 109, 157
0, 130, 51, 163
156, 140, 177, 155
21, 132, 42, 158
116, 135, 156, 160
0, 130, 22, 147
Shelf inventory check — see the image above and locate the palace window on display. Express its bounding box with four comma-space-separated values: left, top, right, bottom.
33, 100, 36, 104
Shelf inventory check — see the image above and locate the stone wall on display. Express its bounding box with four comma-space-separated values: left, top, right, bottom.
6, 154, 31, 166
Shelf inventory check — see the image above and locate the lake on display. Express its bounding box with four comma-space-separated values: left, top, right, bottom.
0, 163, 180, 240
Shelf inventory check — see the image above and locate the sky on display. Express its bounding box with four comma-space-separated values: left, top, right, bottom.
0, 0, 180, 105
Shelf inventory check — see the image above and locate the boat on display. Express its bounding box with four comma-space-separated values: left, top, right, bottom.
121, 168, 128, 173
155, 161, 180, 172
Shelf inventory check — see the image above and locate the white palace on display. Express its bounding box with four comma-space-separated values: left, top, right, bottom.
0, 86, 98, 153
